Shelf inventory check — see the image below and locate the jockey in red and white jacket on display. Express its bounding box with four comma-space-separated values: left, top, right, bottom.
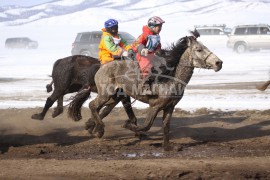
131, 16, 165, 79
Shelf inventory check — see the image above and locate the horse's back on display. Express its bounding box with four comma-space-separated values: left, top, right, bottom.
99, 60, 139, 80
53, 55, 99, 69
73, 55, 100, 67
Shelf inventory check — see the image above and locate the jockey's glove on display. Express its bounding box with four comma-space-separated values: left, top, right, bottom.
122, 51, 128, 57
154, 49, 162, 56
128, 49, 136, 60
141, 48, 149, 56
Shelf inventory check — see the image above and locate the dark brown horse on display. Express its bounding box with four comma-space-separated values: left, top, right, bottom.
31, 55, 137, 133
31, 55, 100, 120
69, 31, 223, 150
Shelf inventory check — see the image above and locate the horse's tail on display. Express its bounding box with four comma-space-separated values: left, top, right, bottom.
68, 88, 91, 121
46, 79, 53, 93
256, 80, 270, 91
46, 58, 62, 93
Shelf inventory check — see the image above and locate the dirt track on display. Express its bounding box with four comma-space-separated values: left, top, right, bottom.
1, 107, 270, 179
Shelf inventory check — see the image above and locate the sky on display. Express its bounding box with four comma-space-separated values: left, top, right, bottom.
0, 0, 52, 7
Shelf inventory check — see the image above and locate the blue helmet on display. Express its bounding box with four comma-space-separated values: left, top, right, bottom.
104, 19, 118, 28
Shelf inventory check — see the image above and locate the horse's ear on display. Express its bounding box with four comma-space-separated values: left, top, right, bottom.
189, 29, 200, 39
193, 29, 200, 38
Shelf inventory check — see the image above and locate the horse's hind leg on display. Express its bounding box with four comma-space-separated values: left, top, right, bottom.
89, 95, 112, 138
52, 95, 64, 118
122, 96, 138, 128
31, 90, 63, 120
85, 99, 120, 134
86, 96, 138, 135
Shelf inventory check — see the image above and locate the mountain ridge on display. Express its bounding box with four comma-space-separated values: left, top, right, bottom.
0, 0, 269, 26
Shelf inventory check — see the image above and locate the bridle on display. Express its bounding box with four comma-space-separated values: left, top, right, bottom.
178, 39, 213, 69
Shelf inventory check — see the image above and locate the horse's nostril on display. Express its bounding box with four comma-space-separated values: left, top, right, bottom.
216, 61, 222, 66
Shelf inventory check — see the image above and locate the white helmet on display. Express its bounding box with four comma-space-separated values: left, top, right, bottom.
148, 16, 165, 27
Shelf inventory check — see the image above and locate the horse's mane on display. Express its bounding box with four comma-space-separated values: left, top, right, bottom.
155, 30, 200, 80
161, 37, 188, 67
161, 30, 200, 67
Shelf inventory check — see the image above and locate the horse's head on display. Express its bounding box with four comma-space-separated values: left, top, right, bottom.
186, 30, 223, 72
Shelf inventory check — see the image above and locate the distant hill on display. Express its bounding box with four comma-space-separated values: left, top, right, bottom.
0, 0, 269, 26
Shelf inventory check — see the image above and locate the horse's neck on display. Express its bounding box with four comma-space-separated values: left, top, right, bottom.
174, 50, 194, 85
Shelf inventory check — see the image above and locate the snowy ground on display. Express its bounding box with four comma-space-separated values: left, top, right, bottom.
0, 0, 269, 111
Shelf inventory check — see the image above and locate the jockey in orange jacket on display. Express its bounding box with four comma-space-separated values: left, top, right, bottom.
131, 16, 165, 95
99, 19, 131, 64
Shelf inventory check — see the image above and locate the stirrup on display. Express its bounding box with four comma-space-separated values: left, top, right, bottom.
142, 84, 152, 95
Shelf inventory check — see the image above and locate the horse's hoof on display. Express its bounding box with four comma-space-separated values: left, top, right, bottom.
31, 114, 44, 120
85, 121, 96, 134
94, 131, 104, 138
52, 108, 63, 118
122, 120, 137, 131
85, 121, 90, 130
52, 111, 62, 118
163, 144, 176, 151
135, 131, 148, 139
93, 125, 105, 138
122, 120, 130, 128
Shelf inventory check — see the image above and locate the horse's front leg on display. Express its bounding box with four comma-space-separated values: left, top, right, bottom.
162, 106, 174, 151
31, 90, 62, 120
121, 96, 143, 136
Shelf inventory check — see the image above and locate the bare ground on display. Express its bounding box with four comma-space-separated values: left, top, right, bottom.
1, 107, 270, 179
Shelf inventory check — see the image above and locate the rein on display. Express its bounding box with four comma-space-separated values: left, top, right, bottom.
178, 62, 194, 68
202, 52, 213, 68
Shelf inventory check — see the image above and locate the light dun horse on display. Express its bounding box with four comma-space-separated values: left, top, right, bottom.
69, 30, 223, 150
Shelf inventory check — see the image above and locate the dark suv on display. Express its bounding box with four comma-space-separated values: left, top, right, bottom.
71, 31, 136, 58
5, 37, 38, 49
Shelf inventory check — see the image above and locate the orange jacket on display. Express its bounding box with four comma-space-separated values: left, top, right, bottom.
98, 28, 131, 64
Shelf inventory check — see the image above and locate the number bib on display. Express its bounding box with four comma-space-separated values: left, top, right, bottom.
146, 35, 160, 52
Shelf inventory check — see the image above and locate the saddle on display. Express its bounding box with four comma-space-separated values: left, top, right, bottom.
113, 49, 136, 61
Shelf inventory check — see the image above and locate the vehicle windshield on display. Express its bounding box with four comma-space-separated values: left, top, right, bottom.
119, 32, 135, 40
224, 28, 232, 34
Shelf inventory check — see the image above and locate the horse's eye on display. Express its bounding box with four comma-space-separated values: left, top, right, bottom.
197, 49, 202, 52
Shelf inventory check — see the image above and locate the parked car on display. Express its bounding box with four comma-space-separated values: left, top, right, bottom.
5, 37, 38, 49
71, 31, 136, 58
227, 24, 270, 53
195, 24, 232, 48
